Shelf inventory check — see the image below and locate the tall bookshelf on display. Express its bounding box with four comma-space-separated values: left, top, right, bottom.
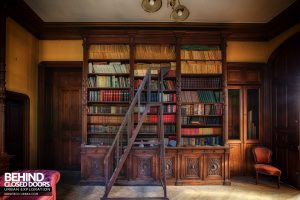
81, 32, 230, 185
85, 44, 130, 146
179, 45, 224, 147
133, 44, 177, 147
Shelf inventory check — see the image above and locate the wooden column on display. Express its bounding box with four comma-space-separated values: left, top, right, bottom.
0, 0, 11, 174
221, 34, 229, 146
0, 0, 6, 154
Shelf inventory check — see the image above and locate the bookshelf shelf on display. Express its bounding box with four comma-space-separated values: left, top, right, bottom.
181, 124, 222, 127
181, 74, 222, 77
181, 59, 222, 61
87, 101, 129, 104
88, 73, 130, 76
88, 87, 130, 90
88, 59, 129, 62
183, 114, 222, 117
87, 113, 126, 116
181, 88, 222, 91
135, 59, 176, 62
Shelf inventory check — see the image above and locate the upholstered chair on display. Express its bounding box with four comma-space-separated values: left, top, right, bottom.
252, 146, 281, 188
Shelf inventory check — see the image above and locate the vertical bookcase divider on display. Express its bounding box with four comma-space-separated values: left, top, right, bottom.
175, 34, 182, 147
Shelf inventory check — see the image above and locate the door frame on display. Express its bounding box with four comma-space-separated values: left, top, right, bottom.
5, 91, 30, 169
38, 61, 82, 168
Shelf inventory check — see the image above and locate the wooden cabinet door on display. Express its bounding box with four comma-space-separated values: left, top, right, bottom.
181, 153, 202, 180
243, 86, 262, 175
81, 147, 107, 183
203, 153, 224, 180
228, 87, 243, 176
131, 149, 158, 181
165, 150, 177, 183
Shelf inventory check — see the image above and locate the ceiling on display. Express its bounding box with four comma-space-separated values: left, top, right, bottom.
24, 0, 296, 23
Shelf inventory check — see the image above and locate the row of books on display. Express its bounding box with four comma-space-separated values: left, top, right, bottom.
88, 137, 113, 145
181, 61, 222, 74
134, 105, 176, 113
89, 45, 129, 59
139, 125, 176, 133
181, 104, 223, 116
89, 62, 130, 74
88, 125, 121, 133
181, 91, 222, 103
88, 90, 130, 102
181, 127, 222, 136
181, 116, 222, 125
139, 93, 176, 102
135, 45, 175, 60
88, 116, 124, 124
182, 77, 222, 89
135, 62, 176, 70
87, 105, 128, 114
88, 76, 130, 88
134, 69, 176, 77
134, 114, 176, 123
134, 80, 176, 90
181, 136, 221, 146
181, 49, 222, 60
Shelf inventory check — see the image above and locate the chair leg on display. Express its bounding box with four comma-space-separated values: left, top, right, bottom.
277, 176, 280, 189
256, 172, 258, 185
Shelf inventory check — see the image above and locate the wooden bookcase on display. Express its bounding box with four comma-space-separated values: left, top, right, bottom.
81, 31, 230, 185
227, 63, 264, 176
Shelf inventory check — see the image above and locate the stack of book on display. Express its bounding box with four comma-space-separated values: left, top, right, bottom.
89, 45, 129, 59
88, 62, 129, 74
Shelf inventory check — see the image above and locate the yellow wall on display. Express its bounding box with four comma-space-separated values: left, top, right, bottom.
5, 18, 39, 168
39, 40, 83, 61
227, 41, 268, 63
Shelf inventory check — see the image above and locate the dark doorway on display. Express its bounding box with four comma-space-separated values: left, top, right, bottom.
39, 62, 82, 170
5, 91, 29, 171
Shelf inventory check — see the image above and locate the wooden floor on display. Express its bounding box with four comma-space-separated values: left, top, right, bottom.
57, 176, 300, 200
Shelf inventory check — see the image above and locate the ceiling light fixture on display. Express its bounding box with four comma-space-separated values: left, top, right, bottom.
141, 0, 189, 22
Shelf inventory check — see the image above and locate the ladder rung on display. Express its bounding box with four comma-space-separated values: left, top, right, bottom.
147, 103, 162, 107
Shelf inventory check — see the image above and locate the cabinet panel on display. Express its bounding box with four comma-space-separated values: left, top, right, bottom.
203, 154, 224, 180
229, 143, 242, 176
228, 70, 243, 84
245, 70, 261, 83
81, 147, 108, 183
131, 150, 158, 181
165, 150, 177, 183
228, 88, 242, 140
181, 154, 201, 179
227, 63, 263, 85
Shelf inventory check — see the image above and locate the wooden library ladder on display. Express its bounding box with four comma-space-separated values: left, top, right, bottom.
101, 69, 170, 200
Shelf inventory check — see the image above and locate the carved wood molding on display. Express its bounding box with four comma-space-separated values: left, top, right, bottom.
207, 158, 222, 176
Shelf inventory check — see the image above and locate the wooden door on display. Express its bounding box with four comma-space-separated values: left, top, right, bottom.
270, 34, 300, 188
243, 86, 262, 175
52, 70, 82, 170
228, 87, 243, 176
5, 92, 29, 170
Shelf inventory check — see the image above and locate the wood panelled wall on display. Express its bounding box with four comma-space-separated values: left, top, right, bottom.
269, 33, 300, 188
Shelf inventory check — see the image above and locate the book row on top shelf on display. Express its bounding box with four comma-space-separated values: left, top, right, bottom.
84, 43, 225, 147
